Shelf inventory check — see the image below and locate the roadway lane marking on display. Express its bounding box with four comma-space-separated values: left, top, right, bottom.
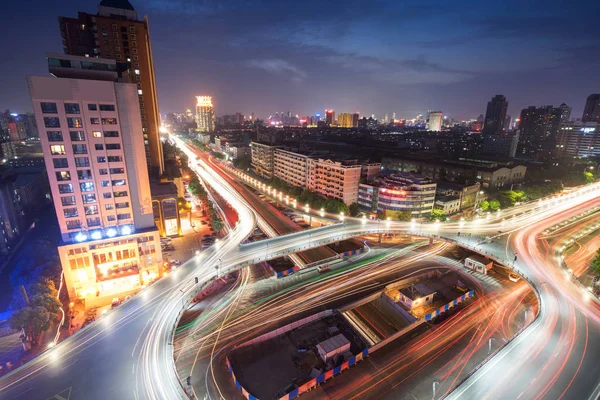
47, 387, 71, 400
60, 359, 78, 371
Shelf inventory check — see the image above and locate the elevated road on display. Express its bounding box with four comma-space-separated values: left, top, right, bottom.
1, 134, 600, 399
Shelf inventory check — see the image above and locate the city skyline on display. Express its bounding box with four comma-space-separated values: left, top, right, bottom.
1, 0, 598, 120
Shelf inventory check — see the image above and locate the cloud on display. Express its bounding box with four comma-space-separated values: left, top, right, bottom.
245, 59, 307, 82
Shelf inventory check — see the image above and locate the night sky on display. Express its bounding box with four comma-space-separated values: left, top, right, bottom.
1, 0, 599, 120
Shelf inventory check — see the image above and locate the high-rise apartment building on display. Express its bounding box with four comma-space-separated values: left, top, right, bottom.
58, 0, 164, 177
582, 94, 600, 123
195, 96, 215, 133
325, 110, 335, 126
517, 103, 571, 159
483, 95, 508, 134
337, 113, 354, 128
426, 111, 443, 132
28, 54, 162, 307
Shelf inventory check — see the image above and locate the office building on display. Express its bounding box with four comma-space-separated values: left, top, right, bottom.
517, 104, 571, 159
28, 53, 162, 307
426, 111, 443, 132
358, 172, 437, 218
58, 0, 164, 176
483, 95, 508, 134
195, 96, 215, 133
556, 122, 600, 158
325, 110, 335, 126
582, 94, 600, 123
436, 181, 481, 210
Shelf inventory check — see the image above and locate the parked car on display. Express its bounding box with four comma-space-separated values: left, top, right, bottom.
317, 265, 330, 273
111, 298, 121, 308
508, 273, 521, 283
162, 245, 175, 252
169, 259, 181, 266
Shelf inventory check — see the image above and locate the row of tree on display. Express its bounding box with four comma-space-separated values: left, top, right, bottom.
186, 173, 225, 232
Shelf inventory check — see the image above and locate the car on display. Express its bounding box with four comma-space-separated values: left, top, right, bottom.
169, 259, 181, 266
317, 265, 330, 273
111, 298, 121, 308
162, 245, 175, 252
508, 273, 521, 283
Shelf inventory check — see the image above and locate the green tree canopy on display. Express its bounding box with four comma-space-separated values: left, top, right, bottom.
348, 202, 360, 217
428, 209, 446, 222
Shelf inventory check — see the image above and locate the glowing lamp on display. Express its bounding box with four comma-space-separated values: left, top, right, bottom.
121, 226, 132, 235
106, 228, 117, 237
91, 231, 102, 240
75, 232, 87, 242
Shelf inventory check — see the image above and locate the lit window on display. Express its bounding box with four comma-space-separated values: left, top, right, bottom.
92, 131, 102, 138
134, 69, 140, 75
67, 117, 83, 128
138, 89, 142, 95
50, 145, 66, 155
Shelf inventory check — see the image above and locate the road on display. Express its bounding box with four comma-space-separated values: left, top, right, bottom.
2, 133, 600, 399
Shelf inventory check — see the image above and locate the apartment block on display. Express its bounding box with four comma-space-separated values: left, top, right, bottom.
251, 142, 281, 180
308, 158, 363, 205
274, 149, 312, 188
28, 54, 161, 307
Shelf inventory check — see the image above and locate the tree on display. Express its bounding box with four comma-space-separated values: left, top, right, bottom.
386, 210, 412, 221
480, 200, 489, 211
489, 199, 501, 211
584, 171, 594, 184
590, 248, 600, 276
30, 294, 61, 316
428, 209, 446, 222
348, 202, 360, 217
9, 306, 51, 343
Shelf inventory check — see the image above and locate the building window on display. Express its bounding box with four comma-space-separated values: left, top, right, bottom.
90, 118, 100, 125
58, 183, 74, 194
41, 102, 58, 114
101, 180, 110, 187
61, 195, 76, 206
109, 167, 124, 174
72, 144, 87, 154
134, 69, 140, 75
46, 131, 63, 142
129, 26, 135, 33
75, 157, 90, 167
50, 145, 66, 155
103, 193, 112, 199
80, 182, 95, 192
102, 118, 117, 125
99, 104, 115, 111
105, 203, 114, 209
44, 117, 60, 128
112, 179, 126, 186
97, 156, 106, 163
107, 215, 116, 221
67, 117, 83, 128
70, 131, 85, 141
66, 220, 82, 230
88, 104, 98, 111
85, 205, 99, 216
115, 202, 129, 209
117, 213, 131, 220
108, 156, 123, 163
64, 103, 80, 114
99, 168, 108, 175
92, 131, 102, 138
53, 158, 69, 169
63, 207, 78, 218
138, 89, 142, 95
106, 143, 121, 150
82, 194, 97, 204
104, 131, 119, 137
95, 144, 104, 150
77, 170, 93, 180
114, 191, 128, 198
87, 217, 101, 227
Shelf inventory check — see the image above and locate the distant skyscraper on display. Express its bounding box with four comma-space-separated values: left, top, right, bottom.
384, 114, 389, 124
484, 95, 508, 134
426, 111, 443, 132
59, 0, 164, 176
503, 115, 512, 131
337, 113, 353, 128
392, 112, 396, 121
582, 94, 600, 123
195, 96, 215, 133
326, 110, 335, 126
352, 113, 360, 128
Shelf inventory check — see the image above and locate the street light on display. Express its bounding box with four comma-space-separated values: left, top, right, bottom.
340, 212, 345, 221
320, 207, 325, 217
432, 380, 440, 400
305, 204, 310, 213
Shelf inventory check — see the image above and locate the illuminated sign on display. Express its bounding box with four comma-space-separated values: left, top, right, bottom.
581, 127, 596, 133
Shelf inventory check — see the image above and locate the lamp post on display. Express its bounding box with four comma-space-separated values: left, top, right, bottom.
432, 380, 440, 400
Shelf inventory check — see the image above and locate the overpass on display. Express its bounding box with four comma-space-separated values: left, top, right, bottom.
1, 136, 600, 399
